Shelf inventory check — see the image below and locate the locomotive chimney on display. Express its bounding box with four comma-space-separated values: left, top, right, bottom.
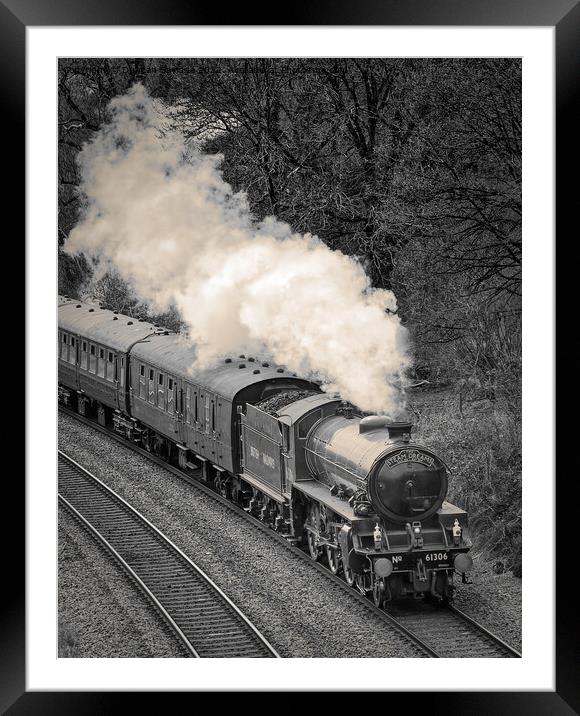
336, 400, 354, 419
385, 420, 413, 442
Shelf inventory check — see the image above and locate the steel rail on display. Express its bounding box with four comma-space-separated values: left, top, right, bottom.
385, 601, 521, 658
59, 405, 519, 658
59, 494, 200, 658
59, 449, 280, 658
447, 604, 521, 657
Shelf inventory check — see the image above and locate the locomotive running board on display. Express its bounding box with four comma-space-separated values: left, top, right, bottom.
292, 480, 355, 521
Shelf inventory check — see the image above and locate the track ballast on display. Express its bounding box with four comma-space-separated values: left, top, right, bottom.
386, 601, 520, 658
58, 450, 279, 658
59, 406, 520, 658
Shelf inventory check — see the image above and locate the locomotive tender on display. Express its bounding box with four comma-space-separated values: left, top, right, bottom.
58, 296, 472, 604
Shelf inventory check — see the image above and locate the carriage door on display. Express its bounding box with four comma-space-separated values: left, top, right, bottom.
205, 394, 217, 459
138, 365, 146, 400
75, 335, 80, 387
114, 356, 119, 409
166, 376, 179, 437
204, 393, 212, 435
176, 381, 185, 443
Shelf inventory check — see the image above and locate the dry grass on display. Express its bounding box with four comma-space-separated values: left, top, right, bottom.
58, 622, 82, 658
410, 388, 521, 576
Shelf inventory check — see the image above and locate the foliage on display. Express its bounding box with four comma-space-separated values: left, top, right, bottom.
412, 390, 521, 574
58, 623, 81, 658
85, 270, 186, 334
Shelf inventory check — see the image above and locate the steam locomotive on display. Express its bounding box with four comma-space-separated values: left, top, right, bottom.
58, 295, 472, 604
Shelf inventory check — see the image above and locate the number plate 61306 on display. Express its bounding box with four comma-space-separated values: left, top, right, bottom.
425, 552, 448, 562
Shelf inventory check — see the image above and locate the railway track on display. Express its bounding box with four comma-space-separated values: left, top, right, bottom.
386, 601, 520, 658
58, 450, 279, 658
59, 406, 520, 658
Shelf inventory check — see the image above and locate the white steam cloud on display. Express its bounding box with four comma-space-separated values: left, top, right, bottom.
64, 84, 409, 414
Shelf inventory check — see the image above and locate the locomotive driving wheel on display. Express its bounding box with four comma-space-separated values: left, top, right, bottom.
373, 578, 385, 608
343, 561, 355, 586
306, 529, 320, 561
326, 545, 340, 574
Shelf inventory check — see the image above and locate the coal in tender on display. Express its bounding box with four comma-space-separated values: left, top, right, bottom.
256, 390, 319, 415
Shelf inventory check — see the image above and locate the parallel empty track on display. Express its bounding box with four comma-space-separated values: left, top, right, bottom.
58, 450, 279, 658
386, 601, 520, 658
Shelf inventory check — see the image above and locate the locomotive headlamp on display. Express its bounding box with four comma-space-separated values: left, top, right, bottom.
452, 518, 462, 546
454, 553, 473, 574
374, 558, 393, 578
373, 523, 383, 550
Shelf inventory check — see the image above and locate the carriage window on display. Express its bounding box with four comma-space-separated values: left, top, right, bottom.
62, 334, 67, 343
120, 357, 125, 387
138, 364, 146, 399
82, 342, 87, 351
167, 378, 174, 413
67, 336, 76, 364
211, 401, 215, 431
89, 344, 97, 374
107, 355, 114, 380
157, 373, 165, 408
105, 352, 115, 381
97, 347, 105, 378
168, 378, 173, 390
194, 392, 199, 423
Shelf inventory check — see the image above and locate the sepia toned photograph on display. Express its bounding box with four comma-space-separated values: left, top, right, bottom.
57, 57, 522, 659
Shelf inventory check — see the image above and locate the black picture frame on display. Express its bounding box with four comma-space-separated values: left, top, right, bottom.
9, 0, 576, 711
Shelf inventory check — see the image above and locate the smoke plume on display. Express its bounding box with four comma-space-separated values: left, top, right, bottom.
64, 84, 409, 414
